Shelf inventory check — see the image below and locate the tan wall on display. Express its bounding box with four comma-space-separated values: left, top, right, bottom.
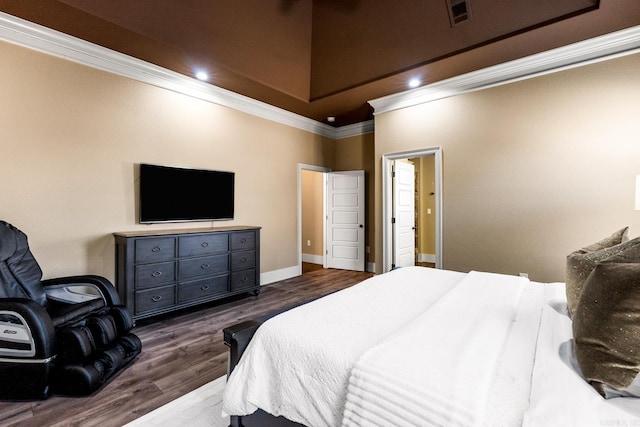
301, 170, 324, 258
374, 52, 640, 282
0, 41, 334, 282
334, 133, 375, 265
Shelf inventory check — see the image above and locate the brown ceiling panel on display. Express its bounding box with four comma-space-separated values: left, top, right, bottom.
56, 0, 314, 101
309, 0, 599, 100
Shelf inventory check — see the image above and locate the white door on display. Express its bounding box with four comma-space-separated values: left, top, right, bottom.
325, 171, 366, 271
393, 161, 416, 268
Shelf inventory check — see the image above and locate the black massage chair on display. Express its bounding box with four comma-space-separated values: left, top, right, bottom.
0, 221, 142, 400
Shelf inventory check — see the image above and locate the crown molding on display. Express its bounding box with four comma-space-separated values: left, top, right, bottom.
334, 120, 374, 139
0, 11, 346, 139
369, 25, 640, 115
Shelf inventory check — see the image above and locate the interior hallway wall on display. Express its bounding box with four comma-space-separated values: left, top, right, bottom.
333, 132, 375, 269
301, 170, 325, 263
411, 155, 436, 261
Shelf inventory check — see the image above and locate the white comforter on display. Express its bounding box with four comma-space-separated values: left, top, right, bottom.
222, 267, 640, 426
523, 284, 640, 427
222, 267, 466, 426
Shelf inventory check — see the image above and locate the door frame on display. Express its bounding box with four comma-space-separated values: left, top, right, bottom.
297, 163, 331, 276
382, 147, 443, 273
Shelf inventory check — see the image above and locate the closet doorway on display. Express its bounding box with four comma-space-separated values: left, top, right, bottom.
382, 147, 443, 272
298, 164, 366, 275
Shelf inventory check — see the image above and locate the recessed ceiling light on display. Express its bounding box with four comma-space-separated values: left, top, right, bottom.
195, 71, 209, 81
408, 78, 421, 88
327, 116, 336, 123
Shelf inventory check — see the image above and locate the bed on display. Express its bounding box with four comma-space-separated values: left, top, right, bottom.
221, 228, 640, 427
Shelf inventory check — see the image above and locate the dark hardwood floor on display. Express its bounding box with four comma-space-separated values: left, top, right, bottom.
0, 268, 372, 427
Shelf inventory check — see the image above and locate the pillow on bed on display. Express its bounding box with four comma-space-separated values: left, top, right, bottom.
572, 243, 640, 398
565, 227, 630, 315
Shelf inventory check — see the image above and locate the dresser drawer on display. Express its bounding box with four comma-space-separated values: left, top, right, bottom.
179, 234, 228, 257
135, 237, 176, 263
135, 261, 176, 289
231, 250, 256, 271
135, 285, 176, 315
230, 231, 256, 251
178, 275, 229, 303
178, 254, 228, 281
230, 268, 257, 291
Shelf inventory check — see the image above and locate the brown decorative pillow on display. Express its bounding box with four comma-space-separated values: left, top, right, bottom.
565, 227, 630, 315
572, 243, 640, 398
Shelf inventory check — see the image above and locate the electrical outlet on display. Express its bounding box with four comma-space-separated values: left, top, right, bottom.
519, 272, 528, 278
306, 240, 311, 247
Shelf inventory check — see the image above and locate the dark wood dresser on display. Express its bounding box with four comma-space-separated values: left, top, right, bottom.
114, 226, 260, 320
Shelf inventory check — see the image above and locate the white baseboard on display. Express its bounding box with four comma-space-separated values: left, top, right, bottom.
303, 255, 375, 274
302, 253, 324, 265
260, 265, 299, 285
418, 253, 436, 263
261, 260, 376, 285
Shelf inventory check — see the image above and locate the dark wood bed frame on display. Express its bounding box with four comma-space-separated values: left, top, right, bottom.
223, 300, 321, 427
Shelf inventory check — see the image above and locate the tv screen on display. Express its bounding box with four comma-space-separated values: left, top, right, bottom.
139, 163, 234, 223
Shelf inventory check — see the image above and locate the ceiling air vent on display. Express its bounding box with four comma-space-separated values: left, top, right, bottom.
447, 0, 472, 26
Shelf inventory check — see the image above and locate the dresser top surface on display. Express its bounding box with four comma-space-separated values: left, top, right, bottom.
114, 225, 260, 238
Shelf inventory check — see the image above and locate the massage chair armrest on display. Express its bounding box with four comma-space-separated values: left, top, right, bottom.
42, 275, 121, 306
0, 298, 56, 359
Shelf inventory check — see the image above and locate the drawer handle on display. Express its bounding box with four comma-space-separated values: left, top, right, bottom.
152, 246, 161, 253
240, 257, 247, 263
201, 263, 210, 269
201, 285, 210, 291
152, 271, 163, 277
201, 242, 209, 247
151, 295, 162, 302
240, 238, 247, 244
241, 276, 248, 282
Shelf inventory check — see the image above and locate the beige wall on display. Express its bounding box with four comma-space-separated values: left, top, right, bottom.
301, 170, 324, 258
375, 52, 640, 282
9, 37, 637, 285
0, 41, 334, 282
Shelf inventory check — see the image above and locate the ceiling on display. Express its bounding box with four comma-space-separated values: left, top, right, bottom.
1, 0, 639, 127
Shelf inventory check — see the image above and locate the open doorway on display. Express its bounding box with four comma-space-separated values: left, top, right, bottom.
300, 168, 327, 273
298, 164, 367, 275
298, 164, 330, 276
382, 147, 443, 273
409, 155, 437, 268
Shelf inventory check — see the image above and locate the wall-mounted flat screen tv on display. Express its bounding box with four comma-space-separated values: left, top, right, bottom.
139, 163, 234, 223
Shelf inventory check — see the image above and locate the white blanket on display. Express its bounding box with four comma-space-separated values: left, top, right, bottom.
222, 267, 466, 426
341, 271, 527, 427
481, 282, 546, 427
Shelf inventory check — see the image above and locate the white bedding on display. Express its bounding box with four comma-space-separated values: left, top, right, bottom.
341, 271, 528, 427
522, 284, 640, 427
222, 267, 466, 426
223, 267, 640, 426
